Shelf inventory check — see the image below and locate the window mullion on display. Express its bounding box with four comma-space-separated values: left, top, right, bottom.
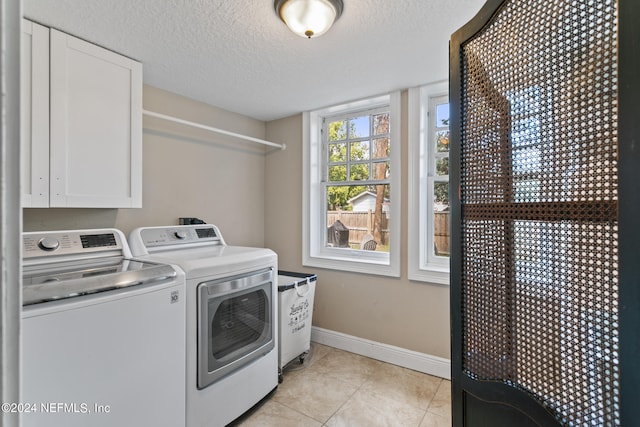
321, 120, 328, 183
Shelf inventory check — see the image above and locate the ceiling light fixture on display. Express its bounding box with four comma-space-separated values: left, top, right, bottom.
275, 0, 344, 39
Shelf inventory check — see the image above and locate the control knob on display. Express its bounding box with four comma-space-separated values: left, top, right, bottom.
38, 237, 60, 251
174, 231, 188, 240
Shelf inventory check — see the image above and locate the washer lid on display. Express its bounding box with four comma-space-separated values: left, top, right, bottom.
135, 245, 276, 279
22, 257, 177, 306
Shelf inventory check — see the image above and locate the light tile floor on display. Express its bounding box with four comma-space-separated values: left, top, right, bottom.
232, 343, 451, 427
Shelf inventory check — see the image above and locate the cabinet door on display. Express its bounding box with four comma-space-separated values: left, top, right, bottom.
50, 29, 142, 208
21, 19, 49, 207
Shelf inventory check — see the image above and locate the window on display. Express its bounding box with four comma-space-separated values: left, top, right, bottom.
303, 93, 400, 277
408, 82, 450, 284
507, 86, 557, 286
508, 86, 543, 203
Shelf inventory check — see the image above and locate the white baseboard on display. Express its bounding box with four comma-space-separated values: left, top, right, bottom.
310, 326, 451, 380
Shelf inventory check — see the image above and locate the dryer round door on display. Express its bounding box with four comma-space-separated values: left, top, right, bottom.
197, 268, 274, 389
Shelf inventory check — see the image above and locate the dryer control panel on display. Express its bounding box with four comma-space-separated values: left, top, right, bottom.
131, 224, 225, 251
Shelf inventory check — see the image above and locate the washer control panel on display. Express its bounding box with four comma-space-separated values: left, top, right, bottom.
23, 230, 123, 259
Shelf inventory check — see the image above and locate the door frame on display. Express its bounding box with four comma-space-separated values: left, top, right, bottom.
616, 0, 640, 425
0, 0, 23, 426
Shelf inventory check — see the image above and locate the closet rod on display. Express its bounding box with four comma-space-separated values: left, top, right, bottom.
143, 109, 286, 150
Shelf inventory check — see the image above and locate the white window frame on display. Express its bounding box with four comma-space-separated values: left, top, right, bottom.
408, 82, 450, 284
303, 92, 401, 277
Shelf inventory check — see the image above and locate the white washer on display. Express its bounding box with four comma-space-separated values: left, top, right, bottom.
128, 224, 278, 427
21, 228, 186, 427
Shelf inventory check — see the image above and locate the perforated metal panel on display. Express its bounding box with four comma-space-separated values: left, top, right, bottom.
459, 0, 619, 425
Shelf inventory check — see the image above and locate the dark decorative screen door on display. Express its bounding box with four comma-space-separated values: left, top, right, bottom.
450, 0, 639, 426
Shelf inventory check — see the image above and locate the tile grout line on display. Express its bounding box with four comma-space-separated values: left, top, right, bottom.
277, 345, 354, 425
321, 368, 374, 426
241, 344, 452, 426
416, 379, 443, 427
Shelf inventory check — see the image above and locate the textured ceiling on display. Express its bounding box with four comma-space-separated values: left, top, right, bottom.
23, 0, 486, 121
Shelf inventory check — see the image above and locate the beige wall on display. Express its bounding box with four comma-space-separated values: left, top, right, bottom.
24, 85, 268, 247
265, 92, 451, 359
24, 85, 451, 359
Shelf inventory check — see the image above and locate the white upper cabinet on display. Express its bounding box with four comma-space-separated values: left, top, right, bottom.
21, 20, 142, 208
49, 29, 142, 208
21, 20, 50, 207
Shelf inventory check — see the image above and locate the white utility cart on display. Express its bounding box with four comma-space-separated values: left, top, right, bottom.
277, 271, 317, 383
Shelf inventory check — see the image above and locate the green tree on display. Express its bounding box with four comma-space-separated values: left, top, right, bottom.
434, 123, 449, 206
326, 120, 366, 210
434, 182, 449, 204
329, 120, 347, 141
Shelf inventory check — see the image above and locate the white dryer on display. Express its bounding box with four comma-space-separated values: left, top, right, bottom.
128, 224, 278, 427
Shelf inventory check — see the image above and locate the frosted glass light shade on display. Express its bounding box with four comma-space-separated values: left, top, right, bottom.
275, 0, 344, 38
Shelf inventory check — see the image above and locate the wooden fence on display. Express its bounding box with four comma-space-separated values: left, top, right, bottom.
327, 210, 450, 254
434, 212, 450, 256
327, 211, 389, 247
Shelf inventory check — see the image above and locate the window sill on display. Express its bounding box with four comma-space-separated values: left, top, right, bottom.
408, 266, 450, 285
303, 253, 400, 278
